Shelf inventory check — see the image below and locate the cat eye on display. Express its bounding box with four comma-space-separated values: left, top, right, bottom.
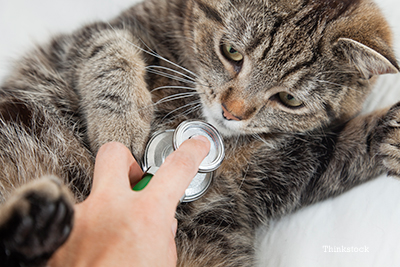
278, 92, 303, 108
221, 44, 244, 62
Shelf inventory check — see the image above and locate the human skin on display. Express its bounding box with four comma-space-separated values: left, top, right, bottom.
49, 136, 210, 267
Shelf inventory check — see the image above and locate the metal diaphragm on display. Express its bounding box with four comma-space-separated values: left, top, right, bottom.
173, 120, 225, 173
142, 121, 224, 202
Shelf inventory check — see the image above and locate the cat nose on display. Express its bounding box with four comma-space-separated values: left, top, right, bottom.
221, 98, 257, 121
222, 103, 242, 121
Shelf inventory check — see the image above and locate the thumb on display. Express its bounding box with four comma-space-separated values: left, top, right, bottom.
145, 135, 210, 208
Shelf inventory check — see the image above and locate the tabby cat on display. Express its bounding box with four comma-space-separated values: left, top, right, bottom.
0, 0, 399, 266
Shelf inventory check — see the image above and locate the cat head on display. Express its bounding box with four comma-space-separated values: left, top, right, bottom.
183, 0, 399, 136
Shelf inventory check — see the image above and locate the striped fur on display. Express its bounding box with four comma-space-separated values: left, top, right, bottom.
0, 0, 399, 266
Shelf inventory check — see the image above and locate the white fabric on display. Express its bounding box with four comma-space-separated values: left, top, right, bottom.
0, 1, 399, 266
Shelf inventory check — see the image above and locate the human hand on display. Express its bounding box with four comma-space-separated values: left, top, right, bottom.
49, 136, 210, 267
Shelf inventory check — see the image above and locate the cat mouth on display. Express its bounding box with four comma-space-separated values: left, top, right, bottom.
208, 117, 238, 137
221, 104, 242, 121
202, 104, 244, 137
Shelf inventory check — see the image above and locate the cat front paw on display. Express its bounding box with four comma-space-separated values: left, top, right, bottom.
376, 102, 400, 176
0, 176, 74, 266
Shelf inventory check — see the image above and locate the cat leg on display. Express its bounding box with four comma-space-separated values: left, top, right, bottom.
372, 102, 400, 176
74, 28, 154, 159
175, 196, 257, 267
299, 105, 396, 206
0, 98, 94, 202
0, 176, 74, 267
0, 99, 94, 266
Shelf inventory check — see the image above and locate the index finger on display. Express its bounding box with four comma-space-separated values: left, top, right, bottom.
92, 142, 144, 193
145, 135, 210, 207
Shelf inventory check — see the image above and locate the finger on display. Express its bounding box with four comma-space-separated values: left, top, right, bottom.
171, 218, 178, 237
129, 158, 144, 188
92, 142, 143, 193
145, 135, 210, 207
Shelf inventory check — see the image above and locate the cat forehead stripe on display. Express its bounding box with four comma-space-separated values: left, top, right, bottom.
193, 0, 224, 24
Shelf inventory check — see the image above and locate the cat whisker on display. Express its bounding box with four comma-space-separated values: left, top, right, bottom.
151, 85, 197, 92
106, 22, 199, 79
146, 67, 210, 88
181, 103, 202, 117
252, 133, 266, 144
228, 1, 250, 28
153, 92, 200, 106
161, 101, 202, 121
234, 134, 241, 149
135, 36, 200, 79
237, 164, 250, 192
146, 65, 197, 82
252, 133, 281, 149
146, 69, 198, 85
137, 91, 200, 113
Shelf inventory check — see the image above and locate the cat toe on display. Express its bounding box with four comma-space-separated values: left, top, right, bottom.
376, 103, 400, 176
0, 176, 74, 266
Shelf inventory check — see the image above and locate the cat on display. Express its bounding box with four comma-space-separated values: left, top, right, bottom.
0, 0, 399, 266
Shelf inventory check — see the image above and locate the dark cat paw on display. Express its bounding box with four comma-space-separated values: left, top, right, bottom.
376, 102, 400, 176
0, 176, 74, 267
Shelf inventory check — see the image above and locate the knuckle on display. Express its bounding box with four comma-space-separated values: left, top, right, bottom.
98, 141, 130, 155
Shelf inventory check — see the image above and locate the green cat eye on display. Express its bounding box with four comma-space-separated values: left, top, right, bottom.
222, 44, 243, 62
278, 92, 303, 107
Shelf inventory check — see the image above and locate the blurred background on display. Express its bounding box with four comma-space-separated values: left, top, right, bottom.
1, 1, 400, 266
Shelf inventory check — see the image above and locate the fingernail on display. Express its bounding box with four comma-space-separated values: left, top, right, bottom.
190, 135, 209, 143
172, 219, 178, 237
189, 135, 211, 153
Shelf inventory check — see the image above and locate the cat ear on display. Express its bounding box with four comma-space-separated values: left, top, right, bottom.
335, 37, 399, 79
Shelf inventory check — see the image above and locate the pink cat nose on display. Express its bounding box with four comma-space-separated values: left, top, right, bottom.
222, 104, 241, 121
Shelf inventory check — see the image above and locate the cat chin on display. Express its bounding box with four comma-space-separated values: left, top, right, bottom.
202, 106, 243, 137
207, 117, 240, 137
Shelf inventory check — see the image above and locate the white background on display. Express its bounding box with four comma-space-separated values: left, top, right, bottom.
1, 1, 400, 266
